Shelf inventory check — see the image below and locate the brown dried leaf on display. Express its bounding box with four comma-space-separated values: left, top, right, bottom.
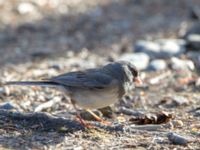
129, 111, 174, 125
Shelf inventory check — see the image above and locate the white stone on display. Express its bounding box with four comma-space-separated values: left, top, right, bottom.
159, 39, 186, 57
171, 57, 195, 70
119, 52, 150, 70
148, 59, 167, 71
134, 40, 160, 58
17, 2, 37, 15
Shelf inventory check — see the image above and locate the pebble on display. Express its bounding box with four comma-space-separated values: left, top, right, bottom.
158, 39, 186, 58
167, 132, 190, 145
17, 2, 37, 15
0, 102, 18, 110
170, 57, 195, 71
31, 51, 52, 59
134, 39, 186, 59
195, 78, 200, 88
172, 120, 184, 127
193, 110, 200, 117
171, 95, 190, 106
119, 107, 144, 116
125, 124, 163, 131
134, 40, 160, 58
0, 86, 10, 96
0, 87, 4, 94
148, 59, 167, 71
119, 52, 150, 70
183, 21, 200, 47
159, 95, 190, 108
49, 64, 63, 71
157, 39, 186, 46
186, 34, 200, 50
187, 51, 200, 69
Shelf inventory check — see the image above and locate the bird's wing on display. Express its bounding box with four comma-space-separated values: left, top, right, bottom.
49, 69, 114, 89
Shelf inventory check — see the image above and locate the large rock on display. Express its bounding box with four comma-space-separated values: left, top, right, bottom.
119, 52, 150, 70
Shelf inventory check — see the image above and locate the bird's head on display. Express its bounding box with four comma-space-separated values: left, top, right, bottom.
121, 61, 143, 86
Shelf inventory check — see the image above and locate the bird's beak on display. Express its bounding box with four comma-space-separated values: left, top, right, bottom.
133, 77, 143, 86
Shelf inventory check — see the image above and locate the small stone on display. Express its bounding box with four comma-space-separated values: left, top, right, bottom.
134, 39, 186, 59
119, 107, 144, 116
170, 57, 195, 71
167, 132, 190, 145
164, 122, 174, 129
31, 50, 52, 59
119, 53, 150, 70
0, 87, 4, 94
0, 86, 10, 96
134, 41, 160, 58
74, 146, 84, 150
187, 51, 200, 69
17, 2, 37, 15
187, 34, 200, 43
193, 110, 200, 117
157, 39, 186, 46
172, 95, 190, 106
172, 120, 184, 127
158, 39, 186, 58
49, 64, 63, 71
0, 102, 18, 110
195, 78, 200, 88
159, 96, 190, 108
148, 59, 167, 71
186, 34, 200, 50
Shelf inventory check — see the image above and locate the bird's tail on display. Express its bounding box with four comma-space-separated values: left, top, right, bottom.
4, 81, 61, 87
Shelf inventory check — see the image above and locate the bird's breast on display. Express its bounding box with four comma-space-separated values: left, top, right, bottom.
72, 87, 120, 109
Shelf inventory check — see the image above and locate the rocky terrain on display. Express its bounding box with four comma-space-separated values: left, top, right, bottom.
0, 0, 200, 149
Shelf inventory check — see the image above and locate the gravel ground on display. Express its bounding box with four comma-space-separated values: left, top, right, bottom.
0, 0, 200, 149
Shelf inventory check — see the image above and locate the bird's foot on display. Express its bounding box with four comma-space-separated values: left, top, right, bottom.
86, 109, 112, 126
94, 117, 112, 126
76, 114, 95, 128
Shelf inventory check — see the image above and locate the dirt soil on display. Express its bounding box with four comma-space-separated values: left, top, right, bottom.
0, 0, 200, 149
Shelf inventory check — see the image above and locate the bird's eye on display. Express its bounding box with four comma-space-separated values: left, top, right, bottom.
128, 65, 138, 77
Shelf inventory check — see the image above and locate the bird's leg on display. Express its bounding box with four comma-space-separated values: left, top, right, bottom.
71, 100, 93, 128
86, 109, 112, 125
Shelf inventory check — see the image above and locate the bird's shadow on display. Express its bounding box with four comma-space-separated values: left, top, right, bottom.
0, 110, 84, 149
0, 109, 123, 149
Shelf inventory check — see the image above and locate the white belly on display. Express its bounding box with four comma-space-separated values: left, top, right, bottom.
72, 87, 119, 109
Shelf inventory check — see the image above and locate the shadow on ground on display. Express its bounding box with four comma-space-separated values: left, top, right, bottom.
0, 110, 83, 149
0, 109, 123, 149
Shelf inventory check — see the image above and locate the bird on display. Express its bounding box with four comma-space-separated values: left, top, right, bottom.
5, 61, 142, 127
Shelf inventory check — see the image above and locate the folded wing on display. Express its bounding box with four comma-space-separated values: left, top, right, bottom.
49, 69, 114, 89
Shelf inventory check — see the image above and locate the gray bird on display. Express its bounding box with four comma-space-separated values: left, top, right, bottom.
5, 61, 142, 127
